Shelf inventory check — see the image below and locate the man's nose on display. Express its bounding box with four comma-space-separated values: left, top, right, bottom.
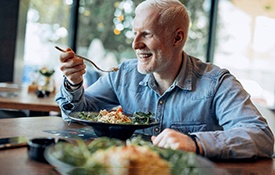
132, 35, 144, 50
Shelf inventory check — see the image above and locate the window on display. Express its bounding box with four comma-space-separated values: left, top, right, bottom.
214, 0, 275, 108
21, 0, 275, 109
75, 0, 210, 86
20, 0, 275, 108
76, 0, 210, 61
22, 0, 71, 88
22, 0, 210, 88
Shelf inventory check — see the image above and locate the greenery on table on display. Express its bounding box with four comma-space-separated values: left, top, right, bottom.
48, 137, 215, 175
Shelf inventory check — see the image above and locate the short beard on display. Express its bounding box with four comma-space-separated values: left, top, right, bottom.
137, 50, 162, 74
137, 62, 150, 74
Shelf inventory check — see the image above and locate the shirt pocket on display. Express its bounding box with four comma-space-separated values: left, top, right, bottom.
170, 123, 207, 134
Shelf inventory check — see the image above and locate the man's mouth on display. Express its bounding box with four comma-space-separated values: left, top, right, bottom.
136, 50, 153, 59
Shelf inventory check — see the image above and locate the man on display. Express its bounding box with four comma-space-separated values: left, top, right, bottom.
56, 0, 274, 159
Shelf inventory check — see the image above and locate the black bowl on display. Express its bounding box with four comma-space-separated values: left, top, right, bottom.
27, 137, 55, 162
68, 112, 159, 140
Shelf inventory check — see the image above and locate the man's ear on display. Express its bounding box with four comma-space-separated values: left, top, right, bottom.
174, 29, 184, 45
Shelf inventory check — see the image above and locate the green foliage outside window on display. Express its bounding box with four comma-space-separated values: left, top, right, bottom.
77, 0, 209, 61
29, 0, 209, 62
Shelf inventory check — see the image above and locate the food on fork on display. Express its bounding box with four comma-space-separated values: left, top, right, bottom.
55, 46, 119, 73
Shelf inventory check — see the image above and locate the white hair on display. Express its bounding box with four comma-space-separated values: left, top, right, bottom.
135, 0, 190, 45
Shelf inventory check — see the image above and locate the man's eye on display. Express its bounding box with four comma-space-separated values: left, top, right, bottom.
143, 32, 152, 37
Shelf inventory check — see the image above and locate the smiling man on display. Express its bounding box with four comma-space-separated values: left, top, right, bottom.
55, 0, 274, 159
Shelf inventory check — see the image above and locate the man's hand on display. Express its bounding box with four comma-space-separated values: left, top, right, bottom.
151, 128, 203, 155
59, 48, 86, 86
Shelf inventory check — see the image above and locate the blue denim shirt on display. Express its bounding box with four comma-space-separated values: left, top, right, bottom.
56, 52, 274, 159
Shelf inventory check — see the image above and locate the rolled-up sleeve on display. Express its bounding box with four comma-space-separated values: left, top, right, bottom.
55, 81, 85, 120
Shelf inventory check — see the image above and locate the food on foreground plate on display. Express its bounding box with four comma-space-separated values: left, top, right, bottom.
77, 107, 155, 125
87, 145, 170, 175
46, 137, 216, 175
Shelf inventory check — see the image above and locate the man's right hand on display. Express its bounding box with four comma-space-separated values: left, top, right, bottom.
59, 48, 86, 86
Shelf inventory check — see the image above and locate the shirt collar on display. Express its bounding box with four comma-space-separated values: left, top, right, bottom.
174, 52, 193, 91
139, 51, 193, 91
139, 73, 153, 87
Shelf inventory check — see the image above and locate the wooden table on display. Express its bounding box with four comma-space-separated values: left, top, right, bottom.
215, 158, 275, 175
0, 116, 81, 175
0, 84, 60, 114
0, 117, 274, 175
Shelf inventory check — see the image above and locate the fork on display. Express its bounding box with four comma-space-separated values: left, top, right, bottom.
55, 46, 119, 73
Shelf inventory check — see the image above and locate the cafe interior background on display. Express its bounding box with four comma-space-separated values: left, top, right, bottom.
0, 0, 275, 124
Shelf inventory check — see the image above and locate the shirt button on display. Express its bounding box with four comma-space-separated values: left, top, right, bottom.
159, 100, 163, 104
155, 127, 159, 132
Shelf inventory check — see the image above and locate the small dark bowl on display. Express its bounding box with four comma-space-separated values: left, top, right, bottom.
27, 137, 55, 162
